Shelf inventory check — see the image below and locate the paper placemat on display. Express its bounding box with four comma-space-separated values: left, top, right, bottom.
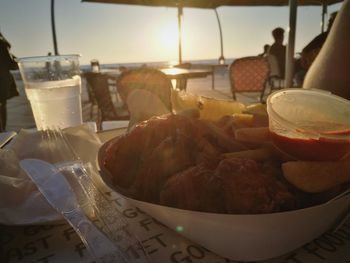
1, 188, 350, 263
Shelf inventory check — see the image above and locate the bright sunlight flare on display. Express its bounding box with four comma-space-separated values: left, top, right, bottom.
158, 22, 178, 54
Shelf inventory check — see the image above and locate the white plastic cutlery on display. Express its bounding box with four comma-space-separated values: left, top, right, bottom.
37, 127, 150, 262
20, 158, 130, 263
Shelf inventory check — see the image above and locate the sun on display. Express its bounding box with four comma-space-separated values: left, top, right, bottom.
158, 22, 178, 53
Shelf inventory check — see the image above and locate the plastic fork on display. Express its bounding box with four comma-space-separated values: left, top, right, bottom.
40, 127, 151, 263
21, 158, 130, 263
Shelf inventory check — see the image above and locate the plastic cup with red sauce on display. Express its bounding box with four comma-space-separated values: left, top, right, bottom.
266, 89, 350, 161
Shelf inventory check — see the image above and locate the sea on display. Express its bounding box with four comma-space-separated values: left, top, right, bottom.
80, 58, 235, 73
12, 58, 233, 81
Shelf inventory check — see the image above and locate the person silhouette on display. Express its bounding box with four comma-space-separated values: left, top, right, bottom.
302, 12, 337, 70
258, 44, 270, 57
268, 27, 286, 78
0, 31, 19, 131
294, 12, 338, 86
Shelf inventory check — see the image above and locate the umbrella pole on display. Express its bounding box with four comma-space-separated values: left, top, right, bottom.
177, 5, 183, 65
285, 0, 297, 88
51, 0, 59, 55
321, 3, 328, 33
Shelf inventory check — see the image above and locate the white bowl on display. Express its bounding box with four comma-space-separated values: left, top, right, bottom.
98, 137, 350, 261
124, 193, 350, 261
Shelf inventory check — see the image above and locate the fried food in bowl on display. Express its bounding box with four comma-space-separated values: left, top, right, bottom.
98, 109, 350, 261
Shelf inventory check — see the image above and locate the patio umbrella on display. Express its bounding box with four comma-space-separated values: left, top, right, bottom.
81, 0, 343, 88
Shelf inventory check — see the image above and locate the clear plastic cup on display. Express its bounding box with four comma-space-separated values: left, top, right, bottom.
18, 55, 82, 130
266, 88, 350, 161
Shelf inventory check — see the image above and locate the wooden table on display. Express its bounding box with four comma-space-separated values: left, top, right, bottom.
160, 68, 213, 91
94, 67, 214, 91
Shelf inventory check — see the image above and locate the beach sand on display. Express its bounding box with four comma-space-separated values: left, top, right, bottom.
6, 68, 261, 132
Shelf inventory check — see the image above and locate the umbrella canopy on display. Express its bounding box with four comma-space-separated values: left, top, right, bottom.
82, 0, 343, 87
82, 0, 341, 7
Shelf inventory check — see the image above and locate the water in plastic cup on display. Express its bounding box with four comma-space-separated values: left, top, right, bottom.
18, 55, 83, 130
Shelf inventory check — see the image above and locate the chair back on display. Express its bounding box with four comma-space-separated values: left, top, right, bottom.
229, 56, 270, 101
117, 67, 173, 112
84, 72, 128, 122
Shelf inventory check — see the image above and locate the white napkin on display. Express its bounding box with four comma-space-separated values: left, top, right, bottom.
0, 125, 102, 225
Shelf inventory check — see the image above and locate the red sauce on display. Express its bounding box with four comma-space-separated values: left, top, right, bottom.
270, 132, 350, 161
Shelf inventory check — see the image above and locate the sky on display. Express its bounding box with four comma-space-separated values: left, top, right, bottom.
0, 0, 343, 66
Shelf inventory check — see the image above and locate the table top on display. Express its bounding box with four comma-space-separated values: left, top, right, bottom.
91, 67, 213, 91
1, 126, 350, 263
160, 67, 213, 79
86, 67, 213, 80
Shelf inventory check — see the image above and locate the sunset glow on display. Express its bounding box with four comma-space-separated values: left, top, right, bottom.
158, 22, 178, 55
0, 1, 342, 65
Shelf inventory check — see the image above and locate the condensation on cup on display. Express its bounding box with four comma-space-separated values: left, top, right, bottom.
18, 54, 83, 130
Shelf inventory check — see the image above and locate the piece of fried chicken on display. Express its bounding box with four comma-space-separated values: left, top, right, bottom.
104, 113, 246, 203
160, 157, 296, 214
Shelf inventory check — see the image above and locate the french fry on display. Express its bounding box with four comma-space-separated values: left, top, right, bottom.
244, 103, 267, 115
222, 148, 272, 161
231, 113, 254, 127
263, 141, 296, 162
171, 89, 246, 121
243, 103, 269, 127
249, 114, 269, 127
282, 161, 350, 193
234, 127, 270, 144
198, 96, 246, 121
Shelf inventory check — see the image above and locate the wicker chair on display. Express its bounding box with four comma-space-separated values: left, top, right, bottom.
116, 67, 173, 112
229, 56, 270, 102
84, 72, 129, 129
84, 74, 98, 119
